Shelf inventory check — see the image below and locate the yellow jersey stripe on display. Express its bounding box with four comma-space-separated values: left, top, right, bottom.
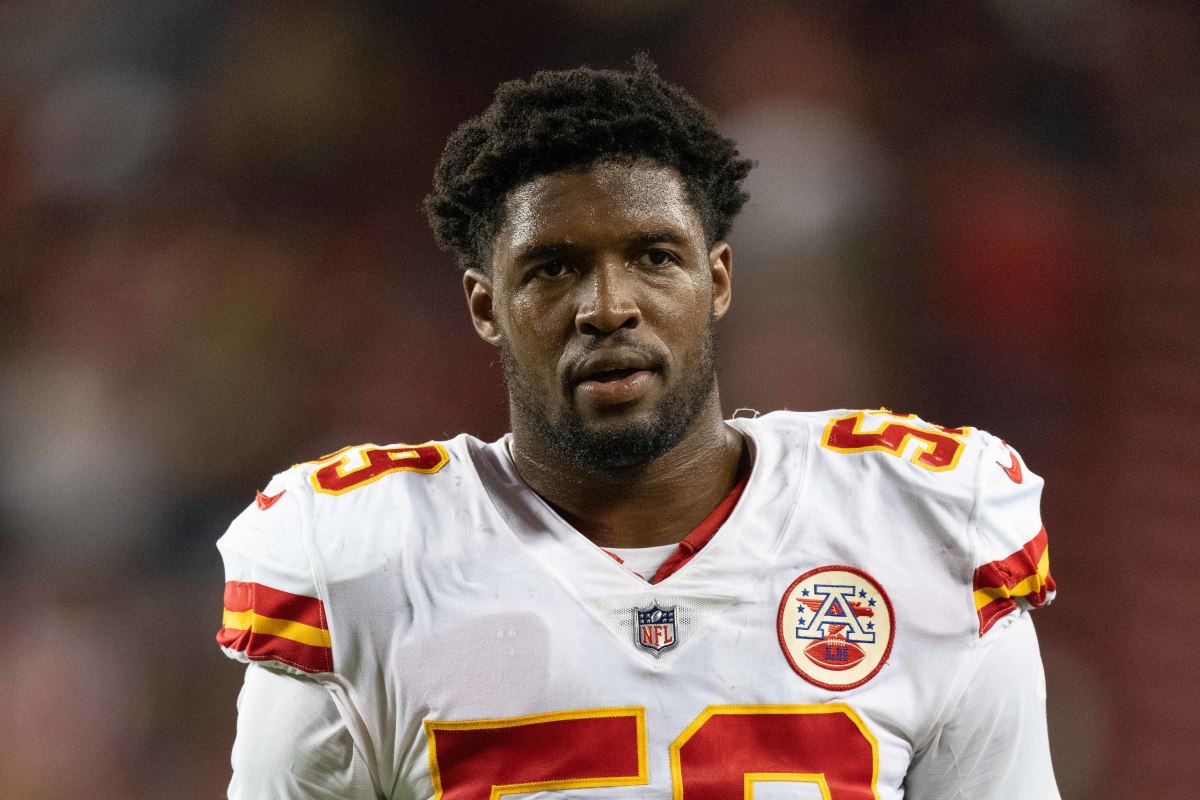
222, 608, 332, 649
973, 549, 1051, 610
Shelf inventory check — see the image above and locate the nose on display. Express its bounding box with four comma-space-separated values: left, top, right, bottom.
574, 260, 641, 336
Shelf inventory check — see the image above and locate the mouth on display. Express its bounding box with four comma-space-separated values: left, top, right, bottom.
583, 367, 645, 383
572, 365, 659, 406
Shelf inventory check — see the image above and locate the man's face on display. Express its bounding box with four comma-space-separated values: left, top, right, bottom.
464, 161, 732, 471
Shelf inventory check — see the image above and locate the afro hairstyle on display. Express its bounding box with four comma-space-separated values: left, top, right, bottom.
424, 55, 754, 272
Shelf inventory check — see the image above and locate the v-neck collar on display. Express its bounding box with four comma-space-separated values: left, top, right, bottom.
467, 415, 811, 599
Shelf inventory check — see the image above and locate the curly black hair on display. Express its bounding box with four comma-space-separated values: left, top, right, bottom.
424, 55, 754, 272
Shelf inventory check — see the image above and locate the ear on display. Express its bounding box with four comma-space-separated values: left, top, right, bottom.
709, 241, 733, 320
463, 269, 501, 346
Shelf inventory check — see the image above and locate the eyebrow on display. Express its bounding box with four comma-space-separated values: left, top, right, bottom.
512, 229, 692, 264
513, 241, 573, 265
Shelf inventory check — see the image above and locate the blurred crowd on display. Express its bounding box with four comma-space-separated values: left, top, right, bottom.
1, 1, 1197, 797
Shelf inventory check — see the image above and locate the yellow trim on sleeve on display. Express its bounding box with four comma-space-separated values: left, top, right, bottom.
973, 549, 1051, 610
221, 608, 332, 649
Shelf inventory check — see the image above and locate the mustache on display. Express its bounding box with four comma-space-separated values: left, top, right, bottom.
559, 334, 668, 391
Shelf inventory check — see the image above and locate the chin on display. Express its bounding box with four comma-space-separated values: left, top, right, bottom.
545, 405, 693, 472
576, 397, 659, 426
504, 334, 718, 473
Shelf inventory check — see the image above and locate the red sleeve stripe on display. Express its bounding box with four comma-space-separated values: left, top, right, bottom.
222, 581, 327, 629
217, 581, 332, 673
973, 526, 1056, 636
217, 627, 333, 674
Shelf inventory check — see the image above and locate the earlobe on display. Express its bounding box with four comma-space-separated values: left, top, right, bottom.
463, 269, 501, 345
709, 242, 733, 319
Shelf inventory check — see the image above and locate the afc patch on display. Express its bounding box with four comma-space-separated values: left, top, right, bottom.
634, 603, 677, 656
777, 565, 895, 690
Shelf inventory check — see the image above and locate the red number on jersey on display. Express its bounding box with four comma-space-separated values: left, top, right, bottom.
821, 410, 969, 472
308, 443, 449, 495
671, 705, 878, 799
425, 708, 648, 800
425, 705, 878, 799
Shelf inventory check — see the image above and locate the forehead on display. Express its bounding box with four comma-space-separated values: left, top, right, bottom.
494, 162, 703, 262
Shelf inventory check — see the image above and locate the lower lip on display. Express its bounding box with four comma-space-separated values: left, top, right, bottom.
576, 370, 657, 404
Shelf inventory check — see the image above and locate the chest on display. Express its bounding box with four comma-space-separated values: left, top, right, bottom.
331, 538, 972, 800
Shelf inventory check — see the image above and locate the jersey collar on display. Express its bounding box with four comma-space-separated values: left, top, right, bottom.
466, 416, 811, 599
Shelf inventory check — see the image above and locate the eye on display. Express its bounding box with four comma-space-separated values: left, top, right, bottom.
637, 248, 678, 268
532, 260, 568, 280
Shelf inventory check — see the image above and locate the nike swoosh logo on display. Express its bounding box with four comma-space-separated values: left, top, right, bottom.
256, 489, 286, 510
996, 442, 1023, 484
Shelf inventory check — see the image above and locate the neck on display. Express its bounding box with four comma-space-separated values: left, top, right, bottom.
509, 393, 746, 548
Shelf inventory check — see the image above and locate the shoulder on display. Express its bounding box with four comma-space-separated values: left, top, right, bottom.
219, 436, 471, 562
735, 408, 978, 492
742, 409, 1056, 635
295, 440, 455, 498
740, 407, 1027, 499
215, 435, 481, 674
746, 407, 982, 473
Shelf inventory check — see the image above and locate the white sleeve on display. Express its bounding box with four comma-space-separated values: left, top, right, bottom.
904, 611, 1060, 799
229, 664, 379, 800
970, 434, 1055, 637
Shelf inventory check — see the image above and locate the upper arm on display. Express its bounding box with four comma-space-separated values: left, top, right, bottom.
971, 434, 1056, 637
230, 664, 378, 800
904, 611, 1060, 799
216, 471, 335, 676
906, 432, 1061, 797
218, 469, 389, 797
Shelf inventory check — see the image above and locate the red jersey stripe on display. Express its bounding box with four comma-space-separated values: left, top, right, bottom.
973, 526, 1055, 636
223, 581, 328, 630
217, 626, 333, 674
650, 474, 749, 584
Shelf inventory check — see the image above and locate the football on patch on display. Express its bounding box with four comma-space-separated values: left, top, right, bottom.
803, 635, 866, 671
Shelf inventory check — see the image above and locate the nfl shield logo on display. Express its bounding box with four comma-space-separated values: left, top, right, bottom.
634, 603, 677, 655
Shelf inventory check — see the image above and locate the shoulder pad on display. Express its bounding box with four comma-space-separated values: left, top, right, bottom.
802, 409, 1056, 636
215, 441, 456, 674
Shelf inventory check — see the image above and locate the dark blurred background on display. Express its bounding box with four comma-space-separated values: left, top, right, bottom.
1, 1, 1197, 797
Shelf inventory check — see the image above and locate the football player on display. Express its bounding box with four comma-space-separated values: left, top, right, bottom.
217, 57, 1059, 799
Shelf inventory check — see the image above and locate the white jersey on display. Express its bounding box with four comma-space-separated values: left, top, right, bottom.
217, 409, 1058, 799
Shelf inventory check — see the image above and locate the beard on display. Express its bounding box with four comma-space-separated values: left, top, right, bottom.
500, 319, 718, 473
